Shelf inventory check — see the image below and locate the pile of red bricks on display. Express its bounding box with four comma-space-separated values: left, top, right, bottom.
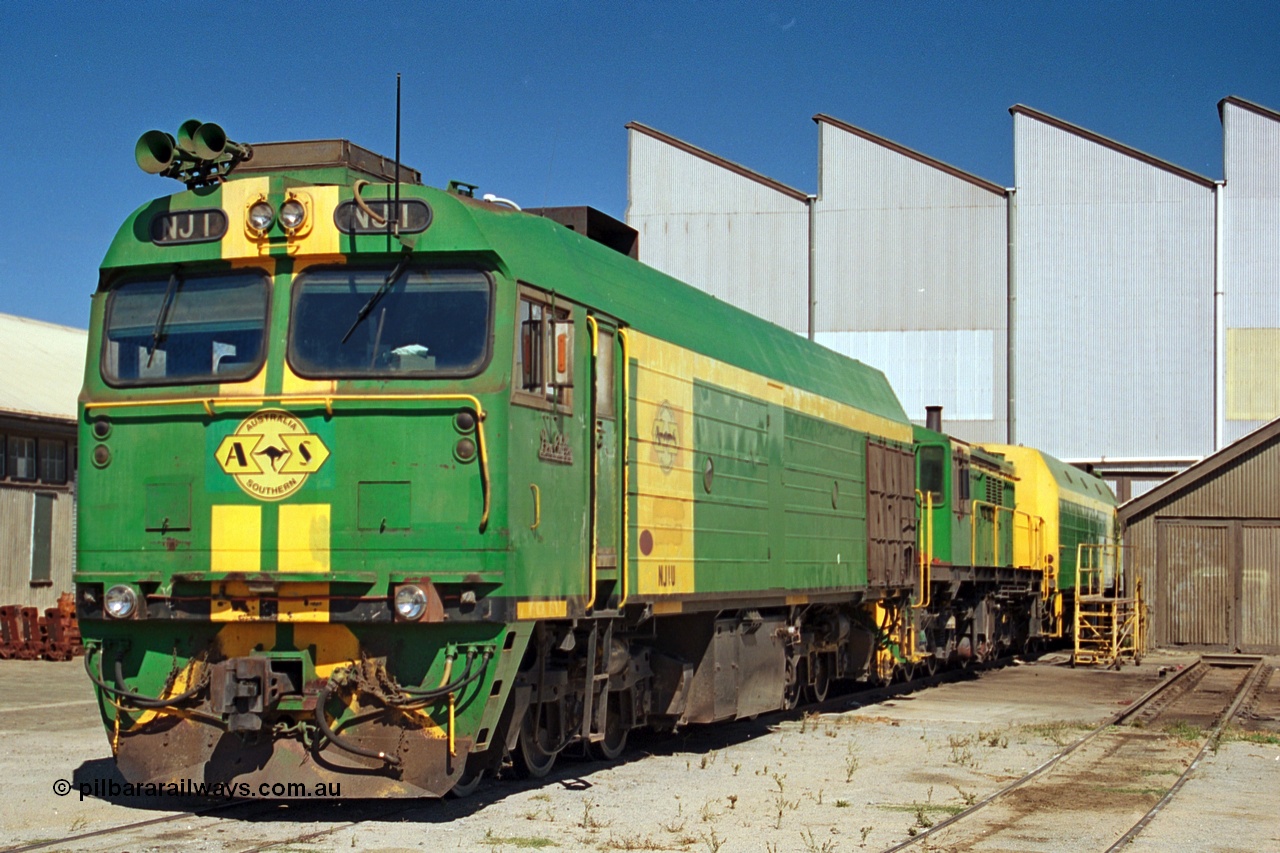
0, 593, 82, 661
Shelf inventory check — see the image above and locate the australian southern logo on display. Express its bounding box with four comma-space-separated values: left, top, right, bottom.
651, 401, 680, 474
215, 410, 330, 501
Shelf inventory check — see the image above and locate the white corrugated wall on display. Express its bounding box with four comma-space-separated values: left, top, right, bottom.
626, 128, 810, 335
812, 120, 1008, 443
1012, 112, 1216, 461
1222, 100, 1280, 444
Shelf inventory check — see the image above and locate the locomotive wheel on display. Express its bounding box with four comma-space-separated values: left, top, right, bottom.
783, 656, 806, 710
513, 705, 559, 779
806, 655, 831, 704
447, 768, 485, 798
589, 693, 629, 761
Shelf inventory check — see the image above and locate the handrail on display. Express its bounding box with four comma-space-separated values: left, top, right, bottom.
969, 499, 1010, 566
913, 489, 933, 609
585, 315, 600, 612
970, 500, 1044, 572
529, 484, 541, 530
617, 328, 631, 609
86, 392, 491, 533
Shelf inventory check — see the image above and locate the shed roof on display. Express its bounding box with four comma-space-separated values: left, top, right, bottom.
1218, 95, 1280, 124
0, 313, 87, 423
625, 121, 810, 202
1118, 416, 1280, 524
813, 113, 1006, 196
1010, 104, 1216, 189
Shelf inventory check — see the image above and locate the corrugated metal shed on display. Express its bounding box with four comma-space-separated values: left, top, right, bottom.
625, 122, 811, 335
0, 313, 87, 422
1119, 417, 1280, 652
1220, 97, 1280, 444
811, 115, 1009, 443
1011, 105, 1216, 462
0, 312, 84, 610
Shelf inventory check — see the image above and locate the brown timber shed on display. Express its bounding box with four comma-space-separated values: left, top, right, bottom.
1119, 419, 1280, 653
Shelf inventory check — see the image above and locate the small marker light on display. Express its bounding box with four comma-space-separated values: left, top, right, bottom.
247, 200, 275, 233
104, 585, 138, 619
280, 198, 307, 230
455, 437, 477, 462
395, 585, 428, 621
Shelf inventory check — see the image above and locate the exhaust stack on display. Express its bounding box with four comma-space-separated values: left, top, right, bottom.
925, 405, 943, 433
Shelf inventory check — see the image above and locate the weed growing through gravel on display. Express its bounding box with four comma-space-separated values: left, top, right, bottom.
579, 798, 609, 830
601, 834, 669, 850
977, 728, 1009, 748
844, 743, 860, 782
772, 792, 801, 829
947, 734, 974, 766
835, 799, 851, 808
799, 827, 838, 853
1094, 785, 1167, 796
480, 829, 557, 848
952, 784, 977, 806
1021, 719, 1092, 746
700, 828, 724, 852
1163, 721, 1204, 743
1222, 727, 1280, 745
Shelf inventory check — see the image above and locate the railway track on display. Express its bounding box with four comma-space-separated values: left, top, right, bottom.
2, 654, 1015, 853
882, 654, 1274, 853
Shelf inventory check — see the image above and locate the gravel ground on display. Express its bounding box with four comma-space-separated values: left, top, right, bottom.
2, 652, 1277, 853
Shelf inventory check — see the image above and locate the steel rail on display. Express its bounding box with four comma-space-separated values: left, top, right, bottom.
880, 658, 1202, 852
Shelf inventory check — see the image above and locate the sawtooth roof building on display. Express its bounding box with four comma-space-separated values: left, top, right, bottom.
626, 96, 1280, 501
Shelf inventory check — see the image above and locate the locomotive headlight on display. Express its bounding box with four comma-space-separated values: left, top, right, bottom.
394, 585, 428, 621
247, 200, 275, 234
280, 198, 307, 230
104, 584, 139, 620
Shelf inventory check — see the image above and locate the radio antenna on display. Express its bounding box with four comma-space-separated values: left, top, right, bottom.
393, 72, 401, 237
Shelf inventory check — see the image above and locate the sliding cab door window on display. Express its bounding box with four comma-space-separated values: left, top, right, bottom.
102, 270, 269, 386
514, 290, 572, 410
290, 267, 493, 378
596, 329, 615, 420
918, 445, 945, 506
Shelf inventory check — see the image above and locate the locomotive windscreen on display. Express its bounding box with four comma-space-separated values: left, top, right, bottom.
289, 266, 493, 378
101, 270, 269, 386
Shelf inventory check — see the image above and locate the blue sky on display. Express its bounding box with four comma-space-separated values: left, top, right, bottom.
2, 1, 1277, 330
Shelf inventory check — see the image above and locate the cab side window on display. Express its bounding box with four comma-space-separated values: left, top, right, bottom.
918, 445, 945, 505
514, 287, 573, 411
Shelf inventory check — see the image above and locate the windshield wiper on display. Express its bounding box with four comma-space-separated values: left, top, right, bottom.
147, 271, 181, 367
341, 254, 412, 344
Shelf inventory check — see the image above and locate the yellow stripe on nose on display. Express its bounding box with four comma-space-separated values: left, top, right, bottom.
279, 503, 331, 573
211, 505, 262, 573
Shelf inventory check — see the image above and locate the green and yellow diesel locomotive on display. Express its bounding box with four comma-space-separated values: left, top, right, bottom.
75, 124, 1115, 798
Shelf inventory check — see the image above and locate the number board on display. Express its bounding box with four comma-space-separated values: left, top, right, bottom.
150, 209, 229, 245
334, 199, 432, 234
